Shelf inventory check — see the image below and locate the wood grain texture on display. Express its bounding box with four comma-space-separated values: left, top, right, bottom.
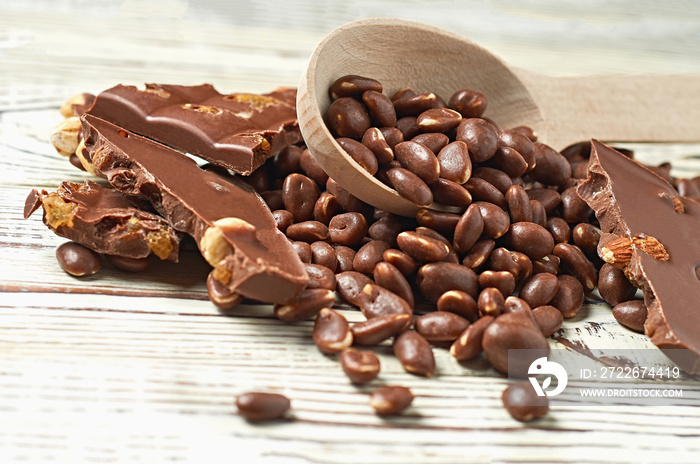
2, 1, 700, 463
517, 72, 700, 150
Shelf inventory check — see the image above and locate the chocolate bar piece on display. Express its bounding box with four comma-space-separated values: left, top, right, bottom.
578, 140, 700, 373
81, 114, 308, 303
86, 84, 301, 175
24, 180, 180, 261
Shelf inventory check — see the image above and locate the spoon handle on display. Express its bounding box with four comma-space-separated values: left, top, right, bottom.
515, 70, 700, 150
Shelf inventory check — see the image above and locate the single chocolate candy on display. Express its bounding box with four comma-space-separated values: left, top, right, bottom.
25, 180, 180, 261
82, 114, 308, 304
370, 385, 414, 416
235, 392, 291, 422
86, 84, 301, 175
55, 241, 101, 276
340, 348, 381, 384
501, 382, 549, 422
578, 140, 700, 373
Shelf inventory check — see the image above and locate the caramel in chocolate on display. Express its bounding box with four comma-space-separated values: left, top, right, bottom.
86, 84, 301, 175
81, 114, 308, 303
25, 180, 180, 261
578, 140, 700, 373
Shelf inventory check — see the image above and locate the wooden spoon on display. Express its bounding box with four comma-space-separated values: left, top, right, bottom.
296, 18, 700, 217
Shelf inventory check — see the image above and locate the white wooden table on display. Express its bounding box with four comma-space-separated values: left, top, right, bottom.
2, 1, 700, 462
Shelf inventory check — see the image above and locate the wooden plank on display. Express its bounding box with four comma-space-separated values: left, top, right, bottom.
2, 1, 700, 462
1, 294, 699, 463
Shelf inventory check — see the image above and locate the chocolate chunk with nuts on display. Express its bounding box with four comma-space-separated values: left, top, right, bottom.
87, 84, 301, 175
25, 180, 180, 261
578, 140, 700, 373
82, 114, 308, 304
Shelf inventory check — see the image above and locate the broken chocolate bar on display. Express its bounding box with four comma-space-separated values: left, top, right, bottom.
24, 180, 180, 261
86, 84, 301, 175
578, 140, 700, 374
81, 114, 308, 304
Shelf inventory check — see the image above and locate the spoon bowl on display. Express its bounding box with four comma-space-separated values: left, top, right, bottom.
297, 18, 700, 217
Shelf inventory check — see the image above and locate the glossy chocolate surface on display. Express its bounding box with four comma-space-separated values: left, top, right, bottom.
578, 140, 700, 373
86, 84, 301, 175
25, 180, 180, 261
82, 114, 308, 303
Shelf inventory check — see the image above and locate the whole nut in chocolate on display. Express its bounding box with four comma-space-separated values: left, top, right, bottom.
370, 385, 414, 416
50, 116, 82, 157
502, 382, 549, 422
373, 261, 415, 308
274, 288, 335, 322
313, 308, 353, 354
340, 348, 381, 384
359, 283, 413, 320
235, 392, 291, 422
482, 312, 549, 376
414, 311, 470, 342
351, 313, 411, 345
393, 330, 436, 377
437, 290, 479, 322
55, 241, 101, 277
304, 263, 337, 290
598, 263, 637, 307
354, 240, 391, 274
450, 315, 494, 361
478, 287, 505, 317
310, 241, 338, 272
